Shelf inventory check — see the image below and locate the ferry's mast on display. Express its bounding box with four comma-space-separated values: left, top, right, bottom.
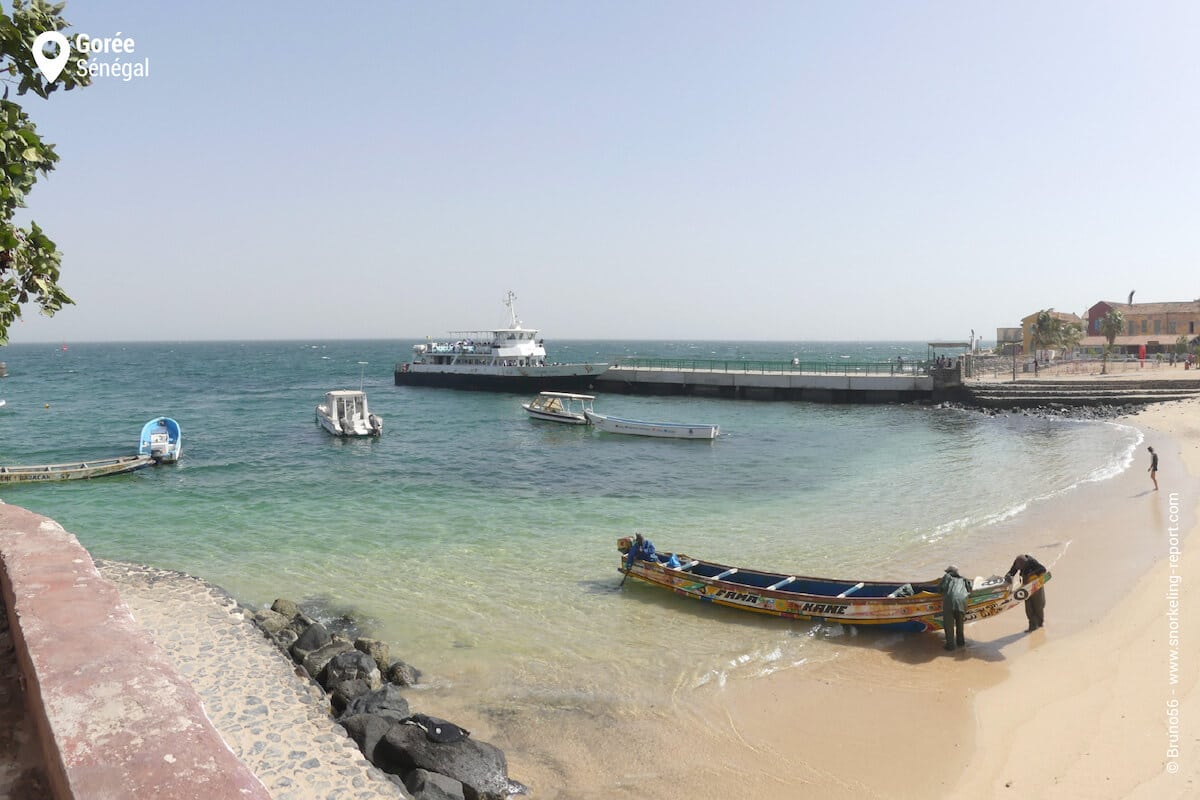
504, 290, 522, 329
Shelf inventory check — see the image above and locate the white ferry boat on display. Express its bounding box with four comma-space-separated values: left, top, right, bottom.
394, 292, 608, 392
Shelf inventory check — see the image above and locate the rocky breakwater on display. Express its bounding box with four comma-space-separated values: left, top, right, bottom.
252, 598, 528, 800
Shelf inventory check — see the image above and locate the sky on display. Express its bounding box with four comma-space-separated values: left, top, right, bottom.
6, 1, 1199, 343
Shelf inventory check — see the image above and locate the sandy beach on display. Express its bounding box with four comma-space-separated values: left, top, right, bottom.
541, 395, 1197, 799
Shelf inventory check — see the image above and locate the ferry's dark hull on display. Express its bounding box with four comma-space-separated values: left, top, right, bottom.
394, 366, 608, 393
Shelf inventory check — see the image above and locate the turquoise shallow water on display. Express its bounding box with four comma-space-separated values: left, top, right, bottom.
0, 339, 1141, 750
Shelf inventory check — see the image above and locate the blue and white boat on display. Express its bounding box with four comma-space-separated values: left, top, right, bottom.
139, 417, 182, 463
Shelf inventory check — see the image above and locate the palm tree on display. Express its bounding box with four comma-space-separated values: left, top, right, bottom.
1030, 310, 1061, 366
1060, 321, 1084, 358
1099, 308, 1125, 375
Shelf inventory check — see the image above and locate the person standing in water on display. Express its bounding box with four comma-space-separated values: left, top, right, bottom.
1148, 446, 1159, 491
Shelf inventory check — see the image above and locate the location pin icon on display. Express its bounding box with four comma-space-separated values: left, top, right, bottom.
31, 31, 70, 82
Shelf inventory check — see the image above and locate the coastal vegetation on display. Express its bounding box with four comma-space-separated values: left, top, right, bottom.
0, 0, 89, 343
1099, 307, 1125, 374
1030, 309, 1084, 361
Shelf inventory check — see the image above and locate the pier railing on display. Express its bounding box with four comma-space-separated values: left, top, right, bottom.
610, 357, 928, 376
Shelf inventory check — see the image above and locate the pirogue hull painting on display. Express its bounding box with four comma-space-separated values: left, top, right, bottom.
618, 542, 1050, 633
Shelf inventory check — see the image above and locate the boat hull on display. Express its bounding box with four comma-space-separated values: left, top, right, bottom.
316, 407, 380, 436
617, 539, 1049, 632
586, 412, 718, 439
0, 455, 155, 483
522, 406, 588, 424
395, 364, 608, 393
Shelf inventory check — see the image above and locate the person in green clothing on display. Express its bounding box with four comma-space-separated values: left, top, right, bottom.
935, 565, 972, 651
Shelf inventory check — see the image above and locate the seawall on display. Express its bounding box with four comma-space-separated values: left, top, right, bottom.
0, 503, 271, 800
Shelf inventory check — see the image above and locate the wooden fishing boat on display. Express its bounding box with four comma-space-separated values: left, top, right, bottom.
616, 537, 1049, 632
585, 411, 718, 440
522, 392, 594, 425
0, 455, 156, 484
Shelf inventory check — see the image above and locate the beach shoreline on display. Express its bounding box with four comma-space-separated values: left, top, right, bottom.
481, 396, 1200, 799
582, 396, 1198, 800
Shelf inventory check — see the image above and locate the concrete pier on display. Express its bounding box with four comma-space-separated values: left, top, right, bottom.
593, 360, 960, 403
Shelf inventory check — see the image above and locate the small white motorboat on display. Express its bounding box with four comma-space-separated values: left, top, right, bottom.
139, 417, 182, 463
316, 390, 383, 437
584, 410, 718, 440
522, 392, 595, 425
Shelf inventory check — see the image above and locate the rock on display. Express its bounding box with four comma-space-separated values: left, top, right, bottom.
273, 628, 298, 651
387, 659, 421, 687
341, 683, 411, 722
271, 598, 300, 618
340, 713, 398, 762
322, 650, 382, 692
292, 621, 331, 654
375, 723, 511, 800
253, 608, 290, 636
355, 637, 391, 672
285, 613, 318, 639
330, 678, 373, 716
301, 640, 355, 681
404, 768, 466, 800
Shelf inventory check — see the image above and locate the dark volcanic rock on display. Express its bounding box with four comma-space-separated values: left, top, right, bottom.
301, 640, 354, 681
386, 659, 421, 686
375, 723, 511, 800
340, 683, 411, 722
355, 637, 391, 673
290, 621, 331, 659
340, 712, 399, 762
330, 678, 372, 715
405, 768, 467, 800
322, 649, 382, 691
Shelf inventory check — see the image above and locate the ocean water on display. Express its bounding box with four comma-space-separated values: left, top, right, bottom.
0, 339, 1141, 766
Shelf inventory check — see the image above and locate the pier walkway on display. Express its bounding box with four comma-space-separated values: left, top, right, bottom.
593, 357, 955, 403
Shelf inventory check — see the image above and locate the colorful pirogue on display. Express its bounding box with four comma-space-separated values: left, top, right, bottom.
617, 536, 1050, 632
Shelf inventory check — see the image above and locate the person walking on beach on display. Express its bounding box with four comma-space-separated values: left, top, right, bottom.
1005, 554, 1047, 632
935, 566, 972, 651
1148, 446, 1159, 491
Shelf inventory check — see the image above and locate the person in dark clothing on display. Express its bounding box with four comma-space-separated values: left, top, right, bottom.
1148, 446, 1158, 491
1005, 554, 1047, 632
934, 566, 971, 651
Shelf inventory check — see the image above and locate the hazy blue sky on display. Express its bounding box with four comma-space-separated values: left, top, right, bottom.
9, 1, 1199, 343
